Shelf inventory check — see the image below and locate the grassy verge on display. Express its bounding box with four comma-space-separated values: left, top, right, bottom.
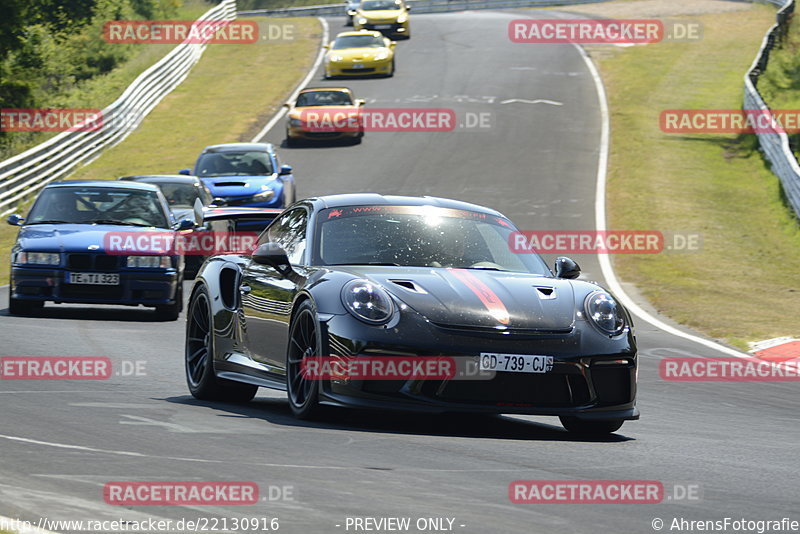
595, 5, 800, 349
1, 17, 321, 285
757, 13, 800, 161
0, 0, 211, 161
238, 0, 343, 10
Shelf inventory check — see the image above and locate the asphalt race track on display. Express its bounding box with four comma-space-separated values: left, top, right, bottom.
1, 10, 799, 534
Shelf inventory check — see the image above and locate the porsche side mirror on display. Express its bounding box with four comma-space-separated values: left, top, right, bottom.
390, 41, 396, 48
252, 242, 293, 277
175, 218, 195, 231
554, 257, 580, 279
283, 102, 291, 108
7, 214, 24, 226
323, 44, 330, 49
279, 164, 293, 176
178, 168, 191, 175
355, 99, 366, 106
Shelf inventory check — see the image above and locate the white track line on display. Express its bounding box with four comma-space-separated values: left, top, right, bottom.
251, 17, 330, 143
573, 43, 749, 359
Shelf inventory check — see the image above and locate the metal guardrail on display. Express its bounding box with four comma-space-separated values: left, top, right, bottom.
238, 0, 610, 18
744, 0, 800, 219
0, 0, 237, 216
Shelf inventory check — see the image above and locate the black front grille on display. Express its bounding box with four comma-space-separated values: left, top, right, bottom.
343, 68, 375, 74
591, 365, 633, 405
60, 285, 124, 300
67, 254, 119, 271
422, 371, 591, 408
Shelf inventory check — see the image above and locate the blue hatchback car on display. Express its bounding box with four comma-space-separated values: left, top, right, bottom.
180, 143, 296, 208
7, 181, 193, 320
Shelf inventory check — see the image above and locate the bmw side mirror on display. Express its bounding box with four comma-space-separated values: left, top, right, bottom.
7, 214, 24, 226
211, 197, 227, 206
176, 218, 195, 231
554, 257, 581, 279
252, 242, 293, 277
279, 164, 293, 176
178, 168, 191, 175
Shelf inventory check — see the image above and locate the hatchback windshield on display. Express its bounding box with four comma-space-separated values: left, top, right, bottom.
332, 35, 386, 49
196, 151, 274, 177
27, 187, 169, 228
361, 0, 402, 10
315, 205, 550, 274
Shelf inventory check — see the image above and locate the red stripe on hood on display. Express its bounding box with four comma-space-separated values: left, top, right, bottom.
448, 268, 510, 325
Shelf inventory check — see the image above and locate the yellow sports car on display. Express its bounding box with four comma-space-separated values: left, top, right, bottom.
284, 87, 366, 146
324, 30, 396, 78
354, 0, 410, 39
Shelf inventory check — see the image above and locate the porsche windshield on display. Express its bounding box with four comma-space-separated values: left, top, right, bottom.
332, 35, 385, 49
26, 187, 169, 228
196, 151, 274, 177
316, 206, 550, 274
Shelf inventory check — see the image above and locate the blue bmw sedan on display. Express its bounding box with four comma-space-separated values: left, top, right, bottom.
7, 181, 193, 320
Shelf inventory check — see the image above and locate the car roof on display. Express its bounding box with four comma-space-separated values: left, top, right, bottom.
201, 143, 274, 154
307, 194, 504, 217
46, 181, 161, 192
335, 30, 383, 38
119, 175, 203, 184
299, 87, 353, 94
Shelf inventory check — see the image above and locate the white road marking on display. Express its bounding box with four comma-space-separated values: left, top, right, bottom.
250, 17, 330, 143
499, 98, 563, 106
119, 414, 198, 433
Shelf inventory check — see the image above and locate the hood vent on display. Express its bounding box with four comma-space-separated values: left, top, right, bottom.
534, 286, 556, 300
390, 280, 427, 294
214, 182, 247, 187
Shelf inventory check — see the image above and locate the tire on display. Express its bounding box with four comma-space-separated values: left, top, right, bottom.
185, 285, 258, 402
286, 300, 324, 419
8, 294, 43, 315
156, 281, 183, 321
286, 131, 298, 148
559, 416, 624, 435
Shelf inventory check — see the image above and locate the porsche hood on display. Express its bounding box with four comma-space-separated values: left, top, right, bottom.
344, 267, 577, 331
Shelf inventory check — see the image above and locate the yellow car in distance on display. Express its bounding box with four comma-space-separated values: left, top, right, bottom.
324, 31, 396, 78
354, 0, 410, 39
284, 87, 366, 146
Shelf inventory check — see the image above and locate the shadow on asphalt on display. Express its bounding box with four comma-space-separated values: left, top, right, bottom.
163, 395, 634, 443
0, 305, 174, 322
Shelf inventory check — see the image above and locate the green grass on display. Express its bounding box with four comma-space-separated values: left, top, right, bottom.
596, 5, 800, 349
756, 13, 800, 161
238, 0, 344, 10
1, 16, 321, 285
0, 0, 213, 161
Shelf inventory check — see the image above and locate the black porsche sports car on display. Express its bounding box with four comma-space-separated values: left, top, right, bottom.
185, 194, 638, 434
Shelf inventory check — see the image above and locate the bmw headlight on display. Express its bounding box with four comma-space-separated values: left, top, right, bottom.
127, 255, 171, 268
584, 291, 626, 336
253, 186, 275, 201
341, 279, 394, 325
13, 251, 60, 265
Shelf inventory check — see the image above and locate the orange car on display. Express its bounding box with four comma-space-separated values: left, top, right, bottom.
284, 87, 366, 146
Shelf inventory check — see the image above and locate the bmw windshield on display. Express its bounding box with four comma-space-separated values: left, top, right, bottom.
26, 187, 169, 228
315, 205, 550, 274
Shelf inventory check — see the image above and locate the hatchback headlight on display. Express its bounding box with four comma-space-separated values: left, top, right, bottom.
13, 251, 60, 265
584, 291, 626, 335
341, 279, 394, 325
127, 255, 171, 268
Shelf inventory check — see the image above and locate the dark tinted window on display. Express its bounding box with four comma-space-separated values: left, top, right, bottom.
27, 187, 169, 228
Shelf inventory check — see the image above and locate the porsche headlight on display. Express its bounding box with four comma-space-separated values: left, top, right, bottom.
127, 255, 171, 268
584, 291, 625, 336
13, 251, 60, 265
341, 279, 394, 325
